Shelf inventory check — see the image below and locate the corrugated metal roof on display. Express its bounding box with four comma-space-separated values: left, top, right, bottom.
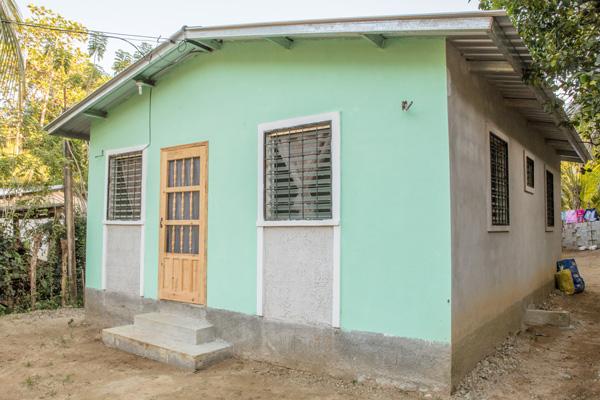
44, 10, 591, 163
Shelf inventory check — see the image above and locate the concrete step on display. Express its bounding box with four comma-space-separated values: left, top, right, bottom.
158, 300, 206, 319
102, 325, 232, 371
134, 312, 215, 345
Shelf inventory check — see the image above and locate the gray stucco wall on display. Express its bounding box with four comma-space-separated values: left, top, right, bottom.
263, 226, 333, 326
446, 42, 562, 385
105, 224, 141, 296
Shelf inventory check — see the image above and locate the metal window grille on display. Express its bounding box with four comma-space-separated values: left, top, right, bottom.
107, 151, 143, 221
490, 133, 509, 226
526, 156, 535, 189
264, 121, 332, 221
546, 170, 555, 227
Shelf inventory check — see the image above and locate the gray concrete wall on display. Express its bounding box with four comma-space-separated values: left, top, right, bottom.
446, 42, 562, 386
263, 226, 333, 326
562, 221, 600, 249
105, 224, 141, 296
86, 288, 451, 395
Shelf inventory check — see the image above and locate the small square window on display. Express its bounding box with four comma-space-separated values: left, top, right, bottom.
106, 151, 143, 221
524, 151, 535, 194
490, 132, 510, 227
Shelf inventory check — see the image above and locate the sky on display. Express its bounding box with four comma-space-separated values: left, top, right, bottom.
15, 0, 480, 71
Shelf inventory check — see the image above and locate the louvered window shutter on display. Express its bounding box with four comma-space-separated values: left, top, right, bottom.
264, 122, 332, 221
107, 151, 143, 221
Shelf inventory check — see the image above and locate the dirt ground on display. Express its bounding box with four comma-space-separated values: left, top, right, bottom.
2, 251, 600, 400
0, 311, 422, 400
453, 249, 600, 400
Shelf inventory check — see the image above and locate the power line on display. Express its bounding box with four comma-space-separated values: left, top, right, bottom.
0, 19, 171, 43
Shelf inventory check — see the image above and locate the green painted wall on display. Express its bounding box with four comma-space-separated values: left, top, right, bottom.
87, 37, 451, 342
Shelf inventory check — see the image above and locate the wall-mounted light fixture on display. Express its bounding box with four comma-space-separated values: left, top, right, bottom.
135, 79, 155, 95
401, 100, 414, 112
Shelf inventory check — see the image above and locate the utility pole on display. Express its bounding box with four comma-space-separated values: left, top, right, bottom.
63, 140, 77, 304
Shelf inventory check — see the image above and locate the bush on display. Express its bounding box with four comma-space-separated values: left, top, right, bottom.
0, 213, 86, 313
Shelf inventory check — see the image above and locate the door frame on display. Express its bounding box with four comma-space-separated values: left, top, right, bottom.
158, 141, 208, 304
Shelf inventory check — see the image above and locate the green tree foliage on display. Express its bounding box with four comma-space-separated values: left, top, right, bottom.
112, 41, 154, 74
0, 0, 25, 113
477, 0, 600, 149
561, 162, 600, 210
87, 32, 108, 62
0, 5, 109, 198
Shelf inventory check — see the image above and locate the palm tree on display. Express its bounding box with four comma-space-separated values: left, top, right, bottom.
0, 0, 25, 153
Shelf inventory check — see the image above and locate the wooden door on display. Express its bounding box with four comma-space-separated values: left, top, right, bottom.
158, 142, 208, 304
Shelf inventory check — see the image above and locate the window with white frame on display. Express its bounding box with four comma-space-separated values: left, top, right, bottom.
545, 169, 555, 228
106, 151, 143, 221
264, 121, 332, 221
524, 150, 535, 194
490, 132, 510, 227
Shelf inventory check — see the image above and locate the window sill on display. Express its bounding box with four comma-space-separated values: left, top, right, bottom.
525, 186, 535, 194
488, 225, 510, 233
257, 219, 339, 227
546, 226, 555, 232
104, 220, 145, 226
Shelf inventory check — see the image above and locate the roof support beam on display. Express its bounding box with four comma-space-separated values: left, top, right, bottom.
195, 39, 222, 50
266, 37, 293, 49
545, 138, 569, 146
183, 39, 214, 52
529, 121, 561, 131
487, 20, 524, 76
557, 149, 579, 158
488, 20, 590, 162
58, 130, 90, 141
468, 61, 514, 73
361, 34, 386, 48
504, 98, 539, 108
83, 109, 107, 119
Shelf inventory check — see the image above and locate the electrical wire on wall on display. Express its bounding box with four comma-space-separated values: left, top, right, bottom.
148, 87, 153, 149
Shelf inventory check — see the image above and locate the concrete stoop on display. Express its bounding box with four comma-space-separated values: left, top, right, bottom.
102, 311, 232, 370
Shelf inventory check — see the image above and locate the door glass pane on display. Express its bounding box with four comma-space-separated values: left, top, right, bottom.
167, 193, 174, 219
168, 160, 175, 187
165, 225, 172, 252
191, 226, 199, 254
184, 158, 191, 186
175, 192, 182, 219
193, 157, 200, 185
192, 191, 199, 219
182, 226, 190, 253
174, 225, 181, 253
183, 192, 191, 219
176, 159, 183, 187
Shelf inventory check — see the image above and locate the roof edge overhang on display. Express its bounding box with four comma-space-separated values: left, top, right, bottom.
45, 10, 591, 163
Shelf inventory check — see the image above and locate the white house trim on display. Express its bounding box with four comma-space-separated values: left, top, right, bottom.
332, 225, 341, 328
523, 149, 536, 194
486, 123, 511, 232
256, 226, 264, 316
255, 112, 341, 327
544, 164, 557, 232
102, 144, 149, 296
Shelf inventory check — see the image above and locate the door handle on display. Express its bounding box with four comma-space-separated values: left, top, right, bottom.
160, 217, 164, 228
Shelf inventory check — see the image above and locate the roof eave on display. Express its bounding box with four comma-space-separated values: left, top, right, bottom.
44, 11, 591, 163
45, 28, 189, 138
